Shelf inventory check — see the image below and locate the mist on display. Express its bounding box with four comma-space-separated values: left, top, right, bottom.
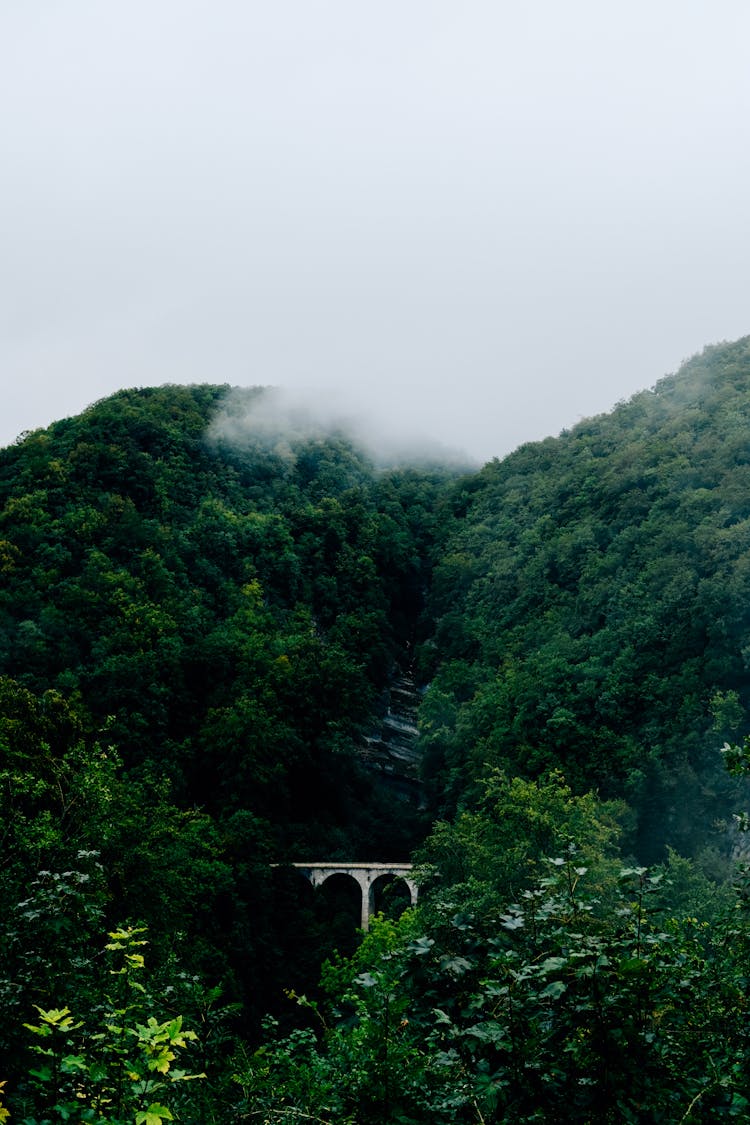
207, 385, 478, 470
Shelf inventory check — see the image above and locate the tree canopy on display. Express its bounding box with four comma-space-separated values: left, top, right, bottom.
6, 341, 750, 1119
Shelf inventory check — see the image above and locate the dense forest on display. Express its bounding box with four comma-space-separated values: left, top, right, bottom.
5, 338, 750, 1121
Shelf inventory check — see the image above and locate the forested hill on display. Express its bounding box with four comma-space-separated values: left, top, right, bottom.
0, 382, 455, 849
7, 342, 750, 1119
422, 336, 750, 858
5, 343, 750, 870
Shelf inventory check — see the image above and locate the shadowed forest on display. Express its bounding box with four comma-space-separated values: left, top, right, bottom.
5, 339, 750, 1120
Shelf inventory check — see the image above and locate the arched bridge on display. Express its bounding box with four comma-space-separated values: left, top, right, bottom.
288, 863, 417, 931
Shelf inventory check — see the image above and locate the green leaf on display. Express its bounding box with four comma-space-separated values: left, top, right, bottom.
618, 957, 648, 975
409, 936, 435, 955
499, 914, 524, 931
61, 1054, 87, 1074
539, 980, 567, 1000
440, 955, 473, 977
538, 956, 567, 974
28, 1065, 53, 1081
135, 1104, 174, 1125
465, 1020, 506, 1043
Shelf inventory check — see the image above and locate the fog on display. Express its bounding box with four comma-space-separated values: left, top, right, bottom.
208, 385, 477, 469
2, 2, 750, 463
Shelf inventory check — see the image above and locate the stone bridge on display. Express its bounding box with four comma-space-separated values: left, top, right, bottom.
288, 862, 417, 931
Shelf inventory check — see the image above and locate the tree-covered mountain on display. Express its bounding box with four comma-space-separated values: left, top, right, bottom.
0, 383, 452, 838
6, 339, 750, 1120
422, 337, 750, 860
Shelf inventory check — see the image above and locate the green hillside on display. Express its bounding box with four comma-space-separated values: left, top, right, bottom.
5, 342, 750, 1121
0, 383, 450, 842
423, 337, 750, 858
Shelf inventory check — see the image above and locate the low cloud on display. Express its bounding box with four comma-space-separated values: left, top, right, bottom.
207, 385, 477, 470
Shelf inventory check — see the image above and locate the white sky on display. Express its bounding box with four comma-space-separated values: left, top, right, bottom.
2, 1, 750, 464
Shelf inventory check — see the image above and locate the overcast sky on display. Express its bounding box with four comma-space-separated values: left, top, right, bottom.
2, 1, 750, 464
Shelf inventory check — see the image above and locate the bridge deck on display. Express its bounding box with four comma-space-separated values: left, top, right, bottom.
289, 862, 413, 870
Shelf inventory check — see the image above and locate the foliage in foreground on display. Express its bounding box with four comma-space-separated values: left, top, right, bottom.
236, 857, 750, 1124
231, 769, 748, 1123
2, 769, 748, 1123
14, 927, 205, 1125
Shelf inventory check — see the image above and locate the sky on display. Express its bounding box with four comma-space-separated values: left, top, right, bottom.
2, 1, 750, 465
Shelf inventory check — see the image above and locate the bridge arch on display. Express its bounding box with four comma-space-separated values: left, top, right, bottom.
289, 863, 417, 931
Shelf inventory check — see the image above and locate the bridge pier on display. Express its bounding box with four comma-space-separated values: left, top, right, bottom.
289, 863, 417, 931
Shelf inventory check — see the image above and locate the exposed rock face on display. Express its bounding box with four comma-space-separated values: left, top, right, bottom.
360, 671, 424, 805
